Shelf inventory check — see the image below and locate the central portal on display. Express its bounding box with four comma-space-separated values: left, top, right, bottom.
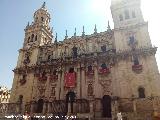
102, 95, 112, 118
66, 90, 76, 113
36, 99, 44, 113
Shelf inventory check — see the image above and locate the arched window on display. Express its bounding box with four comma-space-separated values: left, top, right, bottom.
51, 87, 55, 96
69, 67, 74, 73
132, 11, 136, 18
19, 95, 23, 103
72, 46, 78, 58
35, 35, 37, 41
41, 17, 44, 22
88, 65, 93, 71
138, 87, 145, 98
133, 56, 139, 65
22, 75, 26, 80
31, 34, 34, 42
125, 10, 130, 19
101, 63, 107, 69
26, 56, 30, 63
48, 55, 51, 61
53, 70, 57, 75
36, 17, 38, 22
101, 45, 106, 52
119, 14, 123, 21
28, 37, 30, 43
42, 71, 46, 77
129, 36, 135, 45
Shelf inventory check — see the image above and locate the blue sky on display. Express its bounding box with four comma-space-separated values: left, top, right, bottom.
0, 0, 160, 89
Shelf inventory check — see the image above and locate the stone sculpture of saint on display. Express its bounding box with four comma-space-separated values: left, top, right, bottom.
117, 112, 123, 120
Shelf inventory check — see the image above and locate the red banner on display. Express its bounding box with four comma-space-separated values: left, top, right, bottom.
64, 72, 76, 87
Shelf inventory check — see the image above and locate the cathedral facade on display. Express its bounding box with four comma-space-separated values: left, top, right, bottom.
10, 0, 160, 119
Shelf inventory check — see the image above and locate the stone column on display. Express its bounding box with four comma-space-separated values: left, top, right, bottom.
42, 101, 47, 114
131, 98, 138, 119
18, 102, 22, 114
133, 99, 137, 113
111, 97, 119, 120
152, 97, 158, 117
115, 100, 119, 112
30, 101, 36, 113
47, 102, 52, 113
89, 100, 94, 117
73, 101, 77, 113
60, 68, 64, 100
81, 63, 86, 98
94, 59, 100, 98
68, 102, 71, 115
111, 100, 116, 120
46, 73, 51, 100
15, 103, 19, 114
76, 64, 80, 98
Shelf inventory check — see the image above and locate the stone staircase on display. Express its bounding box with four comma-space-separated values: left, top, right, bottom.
63, 118, 112, 120
0, 115, 112, 119
91, 118, 112, 120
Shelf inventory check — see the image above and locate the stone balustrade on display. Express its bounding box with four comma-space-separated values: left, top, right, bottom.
0, 103, 20, 117
1, 97, 160, 119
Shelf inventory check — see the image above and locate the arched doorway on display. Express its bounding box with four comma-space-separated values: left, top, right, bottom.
18, 95, 23, 113
66, 90, 76, 113
19, 95, 23, 104
102, 95, 112, 118
36, 99, 44, 113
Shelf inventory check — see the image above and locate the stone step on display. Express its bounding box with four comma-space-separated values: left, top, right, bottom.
64, 118, 112, 120
91, 118, 112, 120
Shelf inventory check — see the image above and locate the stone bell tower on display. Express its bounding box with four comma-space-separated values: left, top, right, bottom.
110, 0, 160, 99
15, 2, 53, 68
111, 0, 152, 50
10, 2, 53, 106
23, 2, 53, 48
111, 0, 144, 29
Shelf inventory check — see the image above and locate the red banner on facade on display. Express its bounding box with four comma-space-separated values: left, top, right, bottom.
64, 72, 76, 87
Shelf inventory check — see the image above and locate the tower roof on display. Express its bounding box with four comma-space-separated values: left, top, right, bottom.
111, 0, 140, 6
34, 2, 50, 18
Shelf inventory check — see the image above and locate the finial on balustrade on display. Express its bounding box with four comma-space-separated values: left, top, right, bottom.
74, 28, 76, 37
54, 32, 57, 43
65, 30, 68, 39
82, 26, 85, 37
94, 24, 97, 34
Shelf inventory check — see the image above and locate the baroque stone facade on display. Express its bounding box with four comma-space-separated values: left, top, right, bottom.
9, 0, 160, 119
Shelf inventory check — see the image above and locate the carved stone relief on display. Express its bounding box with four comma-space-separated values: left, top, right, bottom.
37, 84, 46, 98
99, 78, 112, 95
23, 51, 31, 65
88, 84, 94, 96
